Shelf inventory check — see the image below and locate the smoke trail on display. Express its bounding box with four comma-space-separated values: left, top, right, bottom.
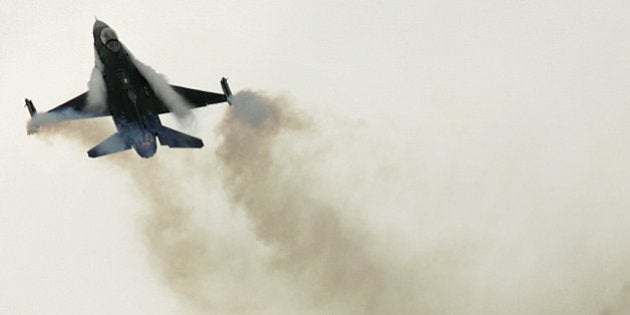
27, 88, 630, 314
26, 89, 434, 313
215, 90, 432, 314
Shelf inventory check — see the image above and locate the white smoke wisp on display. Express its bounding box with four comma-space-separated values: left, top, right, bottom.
26, 109, 106, 136
86, 66, 107, 112
26, 64, 109, 149
93, 48, 105, 72
27, 63, 107, 136
128, 52, 195, 126
26, 111, 70, 134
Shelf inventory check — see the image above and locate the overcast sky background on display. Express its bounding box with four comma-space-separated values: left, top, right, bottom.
1, 1, 630, 314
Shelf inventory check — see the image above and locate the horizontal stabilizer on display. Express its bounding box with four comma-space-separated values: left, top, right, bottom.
156, 126, 204, 148
87, 132, 131, 158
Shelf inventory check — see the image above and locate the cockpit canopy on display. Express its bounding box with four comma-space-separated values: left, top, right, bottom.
99, 28, 120, 52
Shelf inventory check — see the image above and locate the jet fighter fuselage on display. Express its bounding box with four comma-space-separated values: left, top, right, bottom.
25, 20, 233, 158
93, 20, 171, 158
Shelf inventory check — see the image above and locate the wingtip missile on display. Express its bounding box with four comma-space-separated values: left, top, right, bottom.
24, 98, 41, 134
25, 98, 37, 117
221, 77, 233, 106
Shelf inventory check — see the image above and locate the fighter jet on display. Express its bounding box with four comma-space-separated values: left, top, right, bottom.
25, 20, 233, 158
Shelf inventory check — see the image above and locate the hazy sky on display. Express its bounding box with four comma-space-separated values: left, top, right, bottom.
1, 1, 630, 314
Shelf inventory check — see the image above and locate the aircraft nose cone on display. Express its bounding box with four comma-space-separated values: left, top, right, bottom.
93, 20, 108, 31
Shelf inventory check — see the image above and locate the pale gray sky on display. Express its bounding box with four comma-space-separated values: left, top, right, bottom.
1, 1, 630, 314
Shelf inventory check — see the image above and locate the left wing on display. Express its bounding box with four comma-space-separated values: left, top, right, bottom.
26, 92, 111, 120
25, 92, 111, 133
50, 92, 111, 119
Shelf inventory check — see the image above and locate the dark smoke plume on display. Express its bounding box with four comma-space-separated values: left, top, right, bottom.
26, 90, 433, 314
215, 90, 427, 314
27, 88, 630, 314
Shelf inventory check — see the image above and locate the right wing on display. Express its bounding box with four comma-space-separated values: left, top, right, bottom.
171, 85, 228, 108
146, 85, 228, 115
146, 78, 233, 115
